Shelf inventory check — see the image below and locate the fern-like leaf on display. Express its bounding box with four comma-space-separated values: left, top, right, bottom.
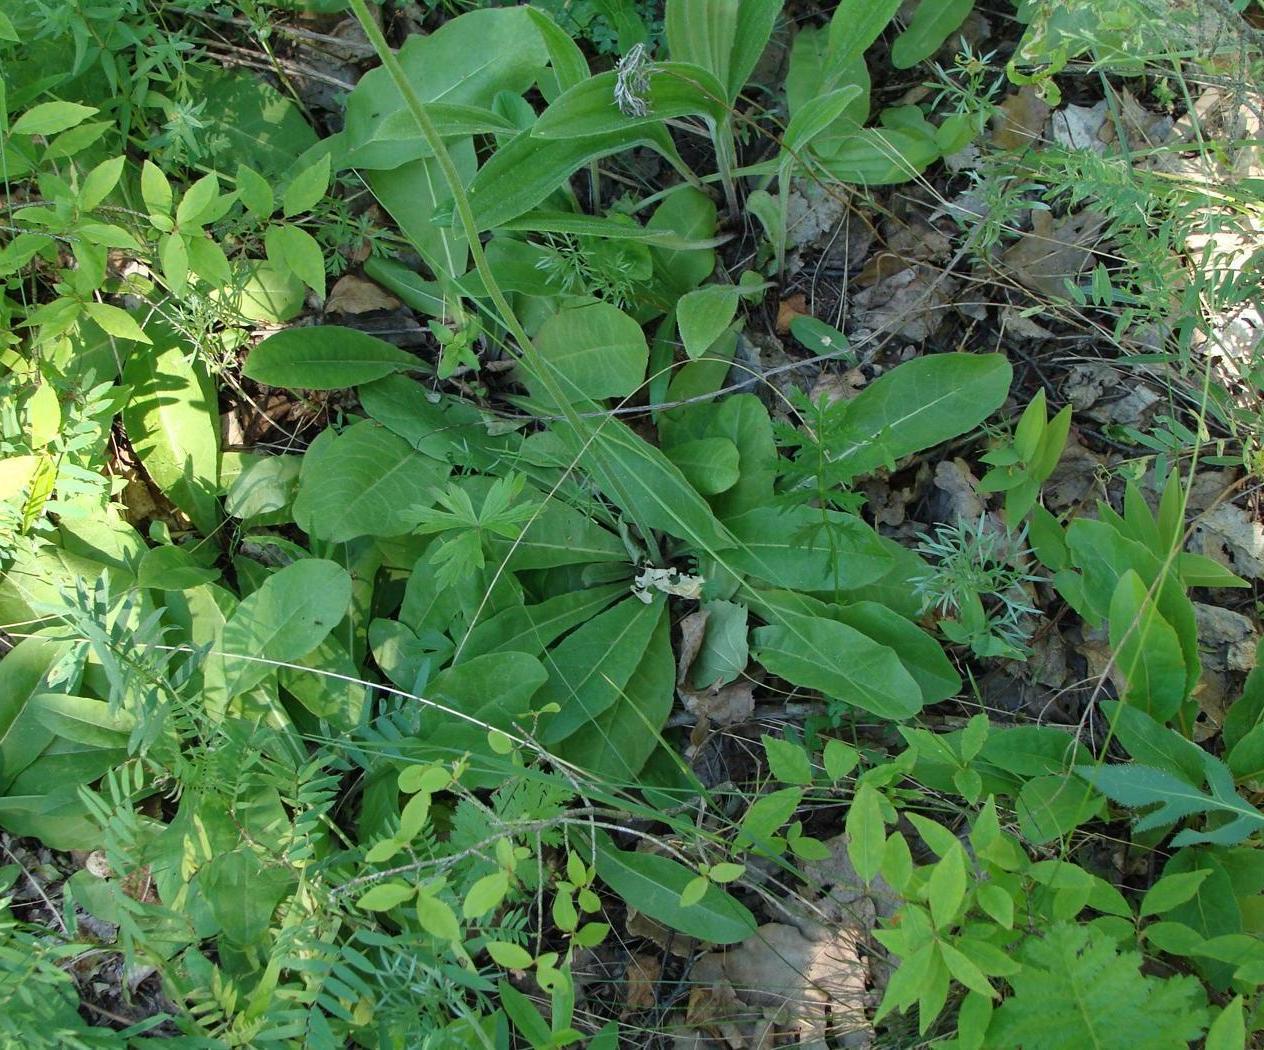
988, 924, 1206, 1049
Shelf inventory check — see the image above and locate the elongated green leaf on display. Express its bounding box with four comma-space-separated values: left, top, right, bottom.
1108, 570, 1187, 723
0, 636, 68, 792
213, 558, 352, 699
416, 652, 548, 786
890, 0, 974, 69
532, 301, 648, 402
829, 0, 902, 61
293, 421, 450, 542
244, 326, 421, 390
533, 63, 727, 140
783, 85, 864, 155
594, 832, 756, 943
30, 694, 133, 749
556, 602, 673, 781
497, 211, 723, 250
826, 353, 1011, 480
540, 596, 664, 744
815, 125, 942, 185
752, 612, 923, 719
201, 849, 294, 944
666, 0, 783, 102
122, 327, 220, 534
484, 499, 629, 570
340, 7, 549, 170
466, 124, 687, 231
553, 417, 735, 552
457, 584, 625, 662
832, 600, 959, 703
725, 505, 891, 591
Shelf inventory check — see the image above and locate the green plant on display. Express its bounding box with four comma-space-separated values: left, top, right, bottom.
912, 516, 1043, 659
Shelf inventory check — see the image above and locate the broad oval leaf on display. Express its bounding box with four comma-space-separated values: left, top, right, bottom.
532, 301, 648, 402
293, 421, 450, 543
677, 284, 738, 360
215, 558, 352, 699
122, 326, 220, 535
244, 326, 421, 390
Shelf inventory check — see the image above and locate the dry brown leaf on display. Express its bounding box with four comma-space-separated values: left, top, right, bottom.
622, 953, 663, 1014
776, 294, 808, 333
1002, 209, 1108, 298
991, 86, 1050, 150
932, 459, 985, 522
691, 921, 872, 1048
325, 274, 402, 315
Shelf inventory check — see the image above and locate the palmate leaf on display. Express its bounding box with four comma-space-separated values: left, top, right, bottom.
987, 923, 1206, 1049
1076, 752, 1264, 847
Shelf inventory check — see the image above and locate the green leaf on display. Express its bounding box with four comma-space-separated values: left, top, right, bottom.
594, 832, 756, 944
829, 0, 902, 61
832, 600, 960, 704
665, 438, 740, 497
282, 154, 331, 216
725, 505, 892, 591
763, 735, 813, 785
927, 846, 967, 929
540, 596, 664, 744
340, 7, 549, 169
689, 599, 748, 689
486, 941, 534, 969
0, 637, 69, 793
466, 123, 687, 231
12, 101, 98, 136
890, 0, 974, 69
121, 328, 220, 533
416, 892, 462, 944
826, 353, 1011, 480
463, 871, 510, 919
677, 285, 738, 360
1108, 569, 1187, 723
1206, 996, 1245, 1050
293, 421, 450, 542
79, 155, 125, 212
198, 69, 318, 179
783, 85, 865, 155
82, 302, 150, 344
235, 164, 274, 218
553, 416, 735, 552
553, 603, 674, 782
358, 881, 416, 911
200, 849, 293, 944
244, 326, 420, 390
212, 558, 352, 700
141, 160, 173, 217
1076, 757, 1264, 847
0, 455, 40, 501
1140, 870, 1212, 918
752, 612, 923, 720
224, 454, 303, 521
846, 783, 887, 882
532, 301, 648, 402
265, 223, 326, 296
666, 0, 782, 102
1016, 774, 1103, 844
137, 545, 221, 590
533, 63, 727, 139
989, 924, 1207, 1049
